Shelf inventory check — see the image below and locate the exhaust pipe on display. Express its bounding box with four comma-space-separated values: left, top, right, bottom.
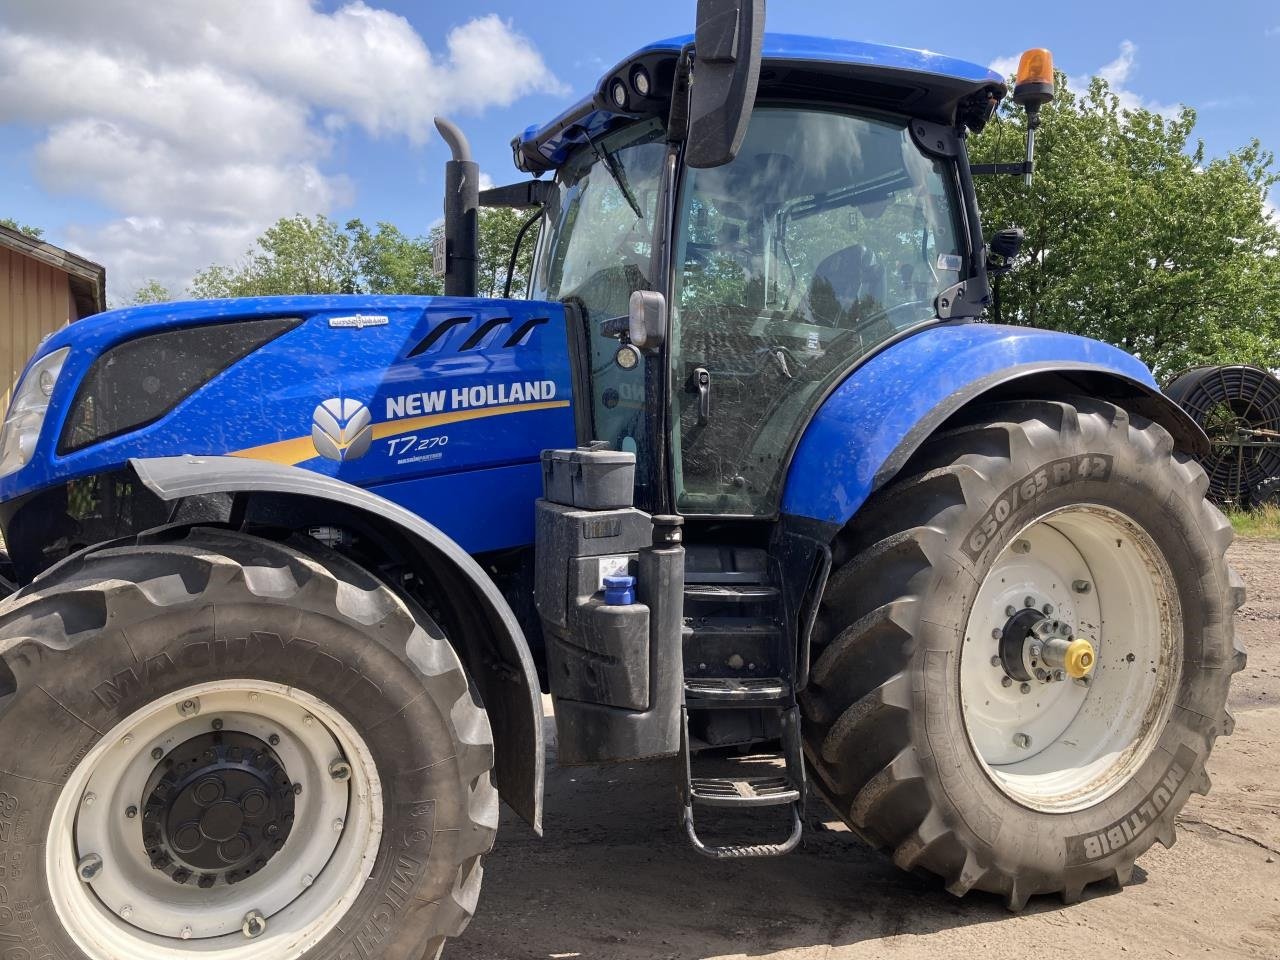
435, 117, 479, 298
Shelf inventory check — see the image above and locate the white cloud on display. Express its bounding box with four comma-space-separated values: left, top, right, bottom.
987, 55, 1020, 79
0, 1, 565, 296
989, 41, 1180, 119
1090, 40, 1180, 117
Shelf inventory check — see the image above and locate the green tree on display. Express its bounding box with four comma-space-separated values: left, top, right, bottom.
0, 218, 44, 239
190, 215, 357, 298
346, 219, 441, 296
971, 73, 1280, 377
190, 208, 539, 301
129, 279, 174, 305
477, 207, 540, 298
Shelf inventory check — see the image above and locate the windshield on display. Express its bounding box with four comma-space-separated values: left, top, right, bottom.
671, 106, 965, 515
532, 119, 668, 496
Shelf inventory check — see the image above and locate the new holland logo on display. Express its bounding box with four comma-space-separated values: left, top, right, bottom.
312, 399, 373, 462
328, 313, 389, 330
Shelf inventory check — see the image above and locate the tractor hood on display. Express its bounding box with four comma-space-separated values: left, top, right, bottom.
0, 295, 577, 549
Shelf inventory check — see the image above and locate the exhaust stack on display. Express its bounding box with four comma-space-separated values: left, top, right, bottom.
434, 117, 479, 298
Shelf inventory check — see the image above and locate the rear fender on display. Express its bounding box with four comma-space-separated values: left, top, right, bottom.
781, 324, 1208, 529
130, 455, 545, 833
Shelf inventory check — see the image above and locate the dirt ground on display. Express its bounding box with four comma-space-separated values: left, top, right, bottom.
454, 540, 1280, 960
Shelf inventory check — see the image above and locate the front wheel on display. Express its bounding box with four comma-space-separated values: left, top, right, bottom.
800, 397, 1247, 908
0, 527, 496, 958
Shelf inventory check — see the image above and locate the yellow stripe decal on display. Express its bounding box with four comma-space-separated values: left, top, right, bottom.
228, 400, 571, 466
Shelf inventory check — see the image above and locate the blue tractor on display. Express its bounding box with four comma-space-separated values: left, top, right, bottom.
0, 2, 1244, 956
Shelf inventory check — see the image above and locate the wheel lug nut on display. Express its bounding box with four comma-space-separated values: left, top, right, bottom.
1019, 683, 1031, 695
1023, 596, 1036, 608
1072, 580, 1092, 594
1013, 732, 1032, 749
989, 655, 1002, 667
1053, 669, 1067, 682
119, 904, 132, 919
151, 747, 164, 761
211, 719, 224, 731
177, 698, 200, 718
991, 628, 1003, 640
302, 873, 314, 887
1005, 605, 1017, 618
77, 853, 103, 882
1001, 676, 1014, 688
269, 734, 281, 747
333, 818, 345, 833
82, 792, 96, 807
1042, 603, 1054, 615
242, 910, 267, 939
125, 806, 138, 820
1012, 539, 1031, 554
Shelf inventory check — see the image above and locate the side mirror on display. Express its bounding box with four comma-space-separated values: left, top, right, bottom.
685, 0, 766, 169
988, 227, 1026, 275
601, 291, 667, 366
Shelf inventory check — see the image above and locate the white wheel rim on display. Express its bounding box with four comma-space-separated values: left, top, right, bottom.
48, 680, 383, 958
960, 505, 1182, 813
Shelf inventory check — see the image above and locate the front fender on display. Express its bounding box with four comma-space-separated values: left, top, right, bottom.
781, 323, 1207, 528
130, 455, 546, 833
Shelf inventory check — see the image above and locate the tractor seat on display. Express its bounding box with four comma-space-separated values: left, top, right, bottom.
807, 244, 885, 327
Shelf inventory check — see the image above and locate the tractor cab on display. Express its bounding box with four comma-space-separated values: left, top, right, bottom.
481, 31, 1011, 520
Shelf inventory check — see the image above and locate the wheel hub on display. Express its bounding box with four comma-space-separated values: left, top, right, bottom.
998, 609, 1097, 685
142, 731, 296, 887
959, 506, 1181, 812
53, 682, 382, 949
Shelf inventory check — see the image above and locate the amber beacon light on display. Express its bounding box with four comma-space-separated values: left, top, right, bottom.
1011, 48, 1056, 186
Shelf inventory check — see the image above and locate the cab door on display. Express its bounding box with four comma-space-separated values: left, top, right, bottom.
669, 106, 968, 517
528, 118, 673, 510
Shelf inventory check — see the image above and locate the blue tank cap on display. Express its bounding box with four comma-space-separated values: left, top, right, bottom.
603, 575, 637, 606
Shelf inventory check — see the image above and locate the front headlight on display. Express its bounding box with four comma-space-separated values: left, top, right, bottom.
0, 347, 70, 479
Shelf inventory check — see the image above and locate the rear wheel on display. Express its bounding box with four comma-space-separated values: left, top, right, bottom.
800, 398, 1246, 907
0, 526, 497, 958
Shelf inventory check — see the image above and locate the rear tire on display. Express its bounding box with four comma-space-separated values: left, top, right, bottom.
799, 398, 1246, 908
0, 526, 497, 958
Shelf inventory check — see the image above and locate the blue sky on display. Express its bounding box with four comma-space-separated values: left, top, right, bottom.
2, 0, 1277, 299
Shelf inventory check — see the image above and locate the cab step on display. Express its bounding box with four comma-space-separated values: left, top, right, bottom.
683, 582, 780, 603
689, 775, 800, 808
684, 676, 790, 707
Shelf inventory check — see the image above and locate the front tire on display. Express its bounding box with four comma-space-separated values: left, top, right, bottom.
799, 398, 1246, 908
0, 526, 497, 958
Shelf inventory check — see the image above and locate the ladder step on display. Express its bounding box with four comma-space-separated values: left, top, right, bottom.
689, 776, 800, 808
679, 703, 808, 859
685, 676, 790, 707
683, 803, 804, 859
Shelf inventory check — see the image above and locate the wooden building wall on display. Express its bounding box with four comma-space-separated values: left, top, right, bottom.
0, 245, 75, 413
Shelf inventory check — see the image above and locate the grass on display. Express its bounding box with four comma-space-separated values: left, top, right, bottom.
1226, 503, 1280, 539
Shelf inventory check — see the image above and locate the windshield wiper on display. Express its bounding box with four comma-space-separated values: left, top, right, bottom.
587, 134, 645, 221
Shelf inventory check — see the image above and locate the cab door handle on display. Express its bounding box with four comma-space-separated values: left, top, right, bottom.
691, 367, 711, 426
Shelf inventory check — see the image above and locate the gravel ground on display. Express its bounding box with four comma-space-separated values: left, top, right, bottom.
453, 539, 1280, 960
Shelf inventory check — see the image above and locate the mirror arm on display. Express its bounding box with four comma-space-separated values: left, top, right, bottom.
480, 180, 556, 209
